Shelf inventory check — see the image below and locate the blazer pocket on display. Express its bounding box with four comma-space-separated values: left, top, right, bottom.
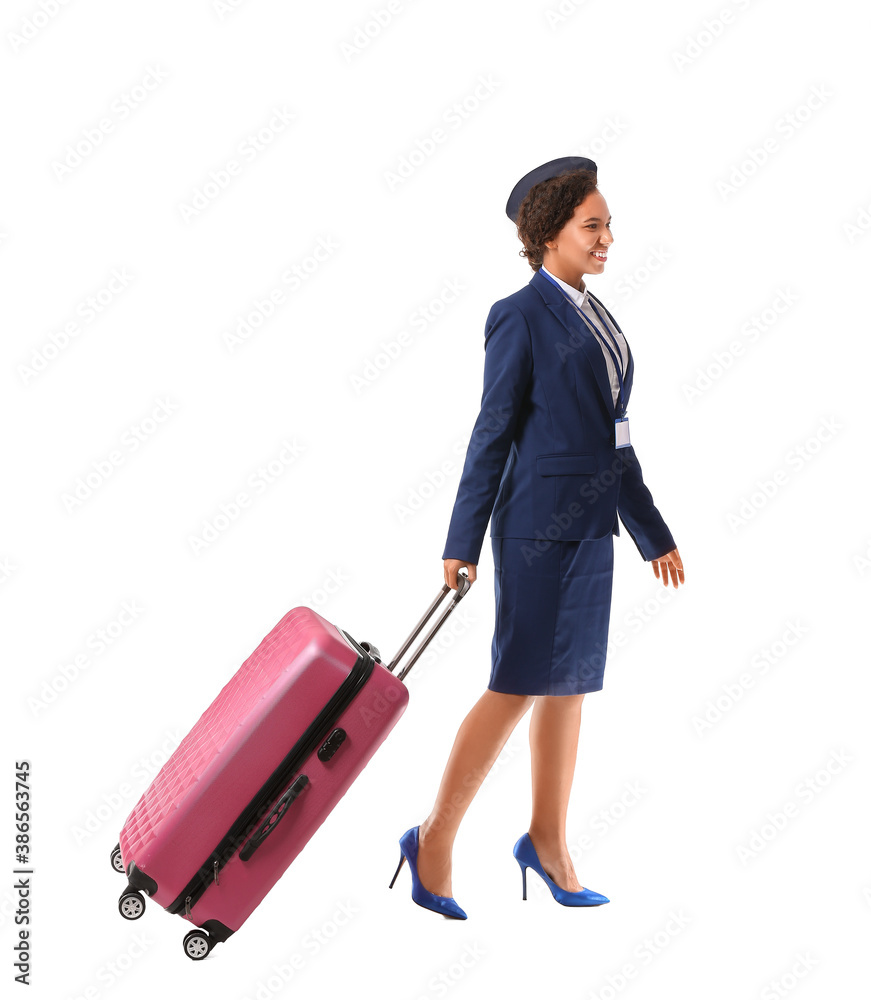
536, 452, 597, 476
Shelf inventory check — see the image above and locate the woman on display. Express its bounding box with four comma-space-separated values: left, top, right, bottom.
389, 157, 684, 918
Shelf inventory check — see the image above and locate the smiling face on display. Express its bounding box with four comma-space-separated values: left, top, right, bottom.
541, 189, 613, 290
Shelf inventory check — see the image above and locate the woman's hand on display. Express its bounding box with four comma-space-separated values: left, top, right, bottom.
651, 547, 684, 588
444, 559, 477, 590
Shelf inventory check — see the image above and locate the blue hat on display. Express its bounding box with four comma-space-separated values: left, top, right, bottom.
505, 156, 598, 223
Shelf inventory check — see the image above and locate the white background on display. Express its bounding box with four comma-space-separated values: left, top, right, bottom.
3, 0, 870, 997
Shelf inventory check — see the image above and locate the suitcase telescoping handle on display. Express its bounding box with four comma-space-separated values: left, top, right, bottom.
386, 569, 472, 682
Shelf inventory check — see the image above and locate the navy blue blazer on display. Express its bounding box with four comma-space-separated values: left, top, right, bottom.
442, 268, 675, 566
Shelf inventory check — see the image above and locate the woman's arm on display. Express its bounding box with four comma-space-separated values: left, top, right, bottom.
614, 444, 676, 562
442, 301, 533, 568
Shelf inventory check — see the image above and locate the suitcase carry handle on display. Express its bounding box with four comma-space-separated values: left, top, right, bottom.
239, 774, 309, 862
386, 568, 472, 682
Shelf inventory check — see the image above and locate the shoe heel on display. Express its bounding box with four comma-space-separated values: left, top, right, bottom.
518, 861, 528, 901
388, 851, 406, 889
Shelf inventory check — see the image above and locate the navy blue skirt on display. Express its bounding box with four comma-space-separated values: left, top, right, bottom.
489, 534, 615, 696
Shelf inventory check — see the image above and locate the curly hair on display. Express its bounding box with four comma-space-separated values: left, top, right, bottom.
515, 168, 599, 271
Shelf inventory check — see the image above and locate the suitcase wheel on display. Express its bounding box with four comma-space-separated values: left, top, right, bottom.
118, 890, 145, 920
110, 844, 125, 874
183, 930, 212, 961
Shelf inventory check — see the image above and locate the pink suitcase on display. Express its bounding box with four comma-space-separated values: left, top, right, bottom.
111, 573, 471, 960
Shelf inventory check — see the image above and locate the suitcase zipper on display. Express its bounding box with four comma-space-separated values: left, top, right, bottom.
167, 633, 375, 916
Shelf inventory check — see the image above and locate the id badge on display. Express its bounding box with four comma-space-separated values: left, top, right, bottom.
615, 416, 631, 449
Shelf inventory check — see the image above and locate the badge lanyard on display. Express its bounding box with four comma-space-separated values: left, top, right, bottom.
540, 270, 631, 449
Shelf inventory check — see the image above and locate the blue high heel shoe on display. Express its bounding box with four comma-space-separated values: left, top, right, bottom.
388, 826, 467, 919
513, 832, 609, 906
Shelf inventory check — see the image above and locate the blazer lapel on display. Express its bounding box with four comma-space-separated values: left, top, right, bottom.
587, 290, 633, 407
530, 269, 615, 416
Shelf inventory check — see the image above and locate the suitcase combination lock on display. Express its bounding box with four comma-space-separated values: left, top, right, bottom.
317, 728, 347, 762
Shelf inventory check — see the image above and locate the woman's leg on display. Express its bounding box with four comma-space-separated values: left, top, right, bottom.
417, 689, 535, 896
527, 692, 585, 890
